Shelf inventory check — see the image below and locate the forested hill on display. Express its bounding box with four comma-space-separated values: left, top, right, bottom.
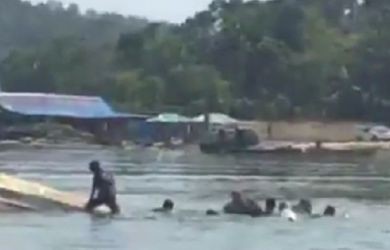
1, 0, 390, 122
0, 0, 147, 59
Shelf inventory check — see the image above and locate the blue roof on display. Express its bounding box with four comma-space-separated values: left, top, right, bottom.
0, 93, 144, 119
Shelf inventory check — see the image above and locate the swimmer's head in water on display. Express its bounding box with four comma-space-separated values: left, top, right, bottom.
266, 198, 276, 213
323, 205, 336, 216
163, 199, 174, 210
206, 209, 219, 216
279, 202, 289, 212
89, 160, 101, 173
298, 199, 312, 214
231, 191, 242, 202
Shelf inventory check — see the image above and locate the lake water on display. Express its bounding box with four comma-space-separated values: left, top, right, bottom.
0, 145, 389, 250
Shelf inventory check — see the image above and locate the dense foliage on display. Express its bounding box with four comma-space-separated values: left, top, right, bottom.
1, 0, 390, 121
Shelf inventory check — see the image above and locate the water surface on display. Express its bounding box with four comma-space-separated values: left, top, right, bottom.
0, 145, 389, 250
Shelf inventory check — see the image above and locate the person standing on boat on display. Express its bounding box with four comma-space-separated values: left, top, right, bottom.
85, 161, 120, 214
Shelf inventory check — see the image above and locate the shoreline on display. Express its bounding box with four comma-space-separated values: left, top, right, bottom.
240, 120, 365, 142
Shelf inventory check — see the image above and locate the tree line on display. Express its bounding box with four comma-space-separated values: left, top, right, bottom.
1, 0, 390, 121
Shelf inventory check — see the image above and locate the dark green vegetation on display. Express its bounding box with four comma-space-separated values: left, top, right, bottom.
1, 0, 390, 121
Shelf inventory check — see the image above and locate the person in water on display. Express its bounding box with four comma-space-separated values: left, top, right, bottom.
209, 197, 275, 217
206, 209, 219, 216
323, 205, 336, 216
85, 161, 120, 214
264, 198, 276, 215
310, 205, 337, 218
223, 191, 263, 216
279, 202, 297, 222
152, 199, 174, 213
292, 199, 312, 215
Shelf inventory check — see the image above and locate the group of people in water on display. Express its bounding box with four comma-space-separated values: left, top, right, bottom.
85, 160, 336, 221
151, 192, 336, 221
222, 191, 336, 221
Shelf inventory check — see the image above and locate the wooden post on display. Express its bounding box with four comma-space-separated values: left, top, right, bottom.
204, 112, 210, 133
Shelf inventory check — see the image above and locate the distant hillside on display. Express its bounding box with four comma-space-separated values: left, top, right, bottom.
3, 0, 390, 122
0, 0, 148, 59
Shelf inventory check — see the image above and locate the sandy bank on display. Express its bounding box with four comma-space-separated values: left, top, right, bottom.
240, 121, 362, 142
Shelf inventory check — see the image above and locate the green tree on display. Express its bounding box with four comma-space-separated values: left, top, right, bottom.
111, 71, 165, 111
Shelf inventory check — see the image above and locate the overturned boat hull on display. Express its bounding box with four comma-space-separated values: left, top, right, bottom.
0, 174, 87, 212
